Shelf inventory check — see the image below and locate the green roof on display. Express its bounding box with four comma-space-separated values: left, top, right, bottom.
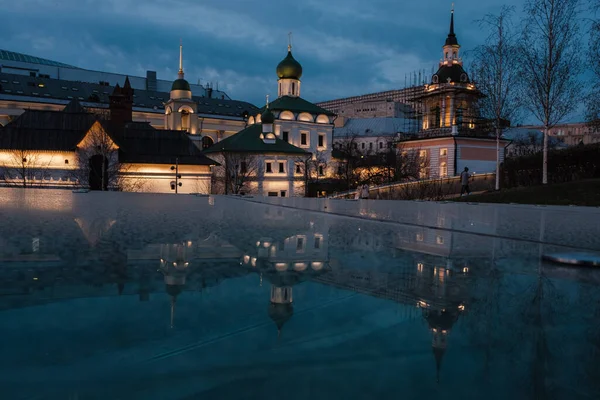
0, 49, 78, 68
203, 123, 309, 155
171, 78, 191, 91
260, 96, 336, 117
276, 50, 303, 80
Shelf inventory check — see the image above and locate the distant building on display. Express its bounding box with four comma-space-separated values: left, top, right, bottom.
0, 80, 216, 193
333, 117, 407, 153
0, 47, 257, 141
522, 123, 600, 147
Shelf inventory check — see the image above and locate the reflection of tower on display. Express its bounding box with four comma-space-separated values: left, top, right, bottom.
269, 279, 294, 338
424, 308, 460, 383
413, 259, 468, 383
159, 243, 191, 328
266, 272, 300, 338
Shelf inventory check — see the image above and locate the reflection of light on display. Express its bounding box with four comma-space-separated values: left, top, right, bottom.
256, 241, 260, 247
172, 262, 177, 266
187, 241, 192, 247
160, 259, 164, 263
275, 263, 288, 271
463, 267, 469, 273
33, 277, 38, 281
417, 263, 424, 273
263, 242, 271, 248
458, 304, 465, 311
432, 328, 438, 332
184, 262, 189, 267
442, 330, 447, 334
293, 262, 307, 271
251, 257, 257, 267
311, 262, 323, 270
418, 300, 428, 308
243, 255, 250, 264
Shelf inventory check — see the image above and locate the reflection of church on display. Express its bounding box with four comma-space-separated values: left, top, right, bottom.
0, 195, 475, 381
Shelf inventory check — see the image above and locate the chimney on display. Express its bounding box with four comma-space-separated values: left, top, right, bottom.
109, 78, 133, 126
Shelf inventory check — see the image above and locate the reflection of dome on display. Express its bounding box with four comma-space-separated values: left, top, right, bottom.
166, 283, 183, 298
425, 308, 460, 331
276, 51, 303, 80
268, 302, 294, 331
171, 78, 191, 91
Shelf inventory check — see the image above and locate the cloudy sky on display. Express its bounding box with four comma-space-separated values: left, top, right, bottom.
1, 0, 525, 106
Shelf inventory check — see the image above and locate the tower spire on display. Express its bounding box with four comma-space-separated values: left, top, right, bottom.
178, 39, 184, 79
288, 32, 292, 52
266, 94, 270, 108
449, 4, 455, 35
444, 5, 459, 47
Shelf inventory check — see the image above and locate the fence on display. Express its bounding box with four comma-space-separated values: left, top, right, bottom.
330, 173, 496, 201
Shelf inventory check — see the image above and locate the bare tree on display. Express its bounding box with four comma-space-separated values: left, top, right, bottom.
211, 152, 260, 195
471, 6, 522, 190
0, 149, 52, 188
332, 133, 363, 190
519, 0, 583, 184
585, 1, 600, 131
69, 122, 121, 191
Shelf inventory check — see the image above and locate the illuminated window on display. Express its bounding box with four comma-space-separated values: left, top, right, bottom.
440, 162, 447, 177
440, 148, 447, 156
436, 235, 444, 245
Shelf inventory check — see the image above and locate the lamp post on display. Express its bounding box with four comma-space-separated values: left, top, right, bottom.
170, 157, 182, 194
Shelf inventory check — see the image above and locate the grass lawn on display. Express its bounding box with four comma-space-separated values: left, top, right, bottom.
455, 179, 600, 207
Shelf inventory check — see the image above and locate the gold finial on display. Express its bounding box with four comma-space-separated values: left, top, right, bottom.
178, 39, 184, 78
288, 32, 292, 52
451, 2, 454, 12
266, 94, 269, 108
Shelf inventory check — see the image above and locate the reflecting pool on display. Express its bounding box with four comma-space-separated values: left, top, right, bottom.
0, 189, 599, 400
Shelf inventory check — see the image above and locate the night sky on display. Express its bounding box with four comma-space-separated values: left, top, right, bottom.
1, 0, 531, 107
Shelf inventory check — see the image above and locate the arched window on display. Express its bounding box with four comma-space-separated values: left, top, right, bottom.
201, 136, 214, 149
291, 82, 296, 95
181, 110, 190, 131
439, 162, 447, 177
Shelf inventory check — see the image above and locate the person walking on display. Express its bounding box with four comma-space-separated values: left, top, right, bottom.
460, 167, 471, 196
360, 184, 369, 199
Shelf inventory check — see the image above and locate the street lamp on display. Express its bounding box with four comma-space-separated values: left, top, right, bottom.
170, 157, 182, 194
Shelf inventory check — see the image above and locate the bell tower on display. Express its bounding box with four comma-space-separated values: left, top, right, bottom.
165, 41, 198, 134
276, 33, 303, 98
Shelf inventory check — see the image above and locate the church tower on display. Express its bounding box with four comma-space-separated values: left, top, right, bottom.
420, 7, 481, 134
276, 34, 303, 98
165, 41, 198, 134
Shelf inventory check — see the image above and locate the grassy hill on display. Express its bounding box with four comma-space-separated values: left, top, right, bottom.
455, 179, 600, 207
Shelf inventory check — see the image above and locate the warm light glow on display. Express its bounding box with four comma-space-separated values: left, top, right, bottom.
33, 277, 38, 281
463, 267, 469, 273
418, 300, 428, 308
243, 255, 250, 264
251, 257, 257, 267
263, 242, 271, 248
311, 262, 323, 271
458, 304, 465, 311
275, 263, 288, 271
417, 263, 424, 272
293, 262, 307, 271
